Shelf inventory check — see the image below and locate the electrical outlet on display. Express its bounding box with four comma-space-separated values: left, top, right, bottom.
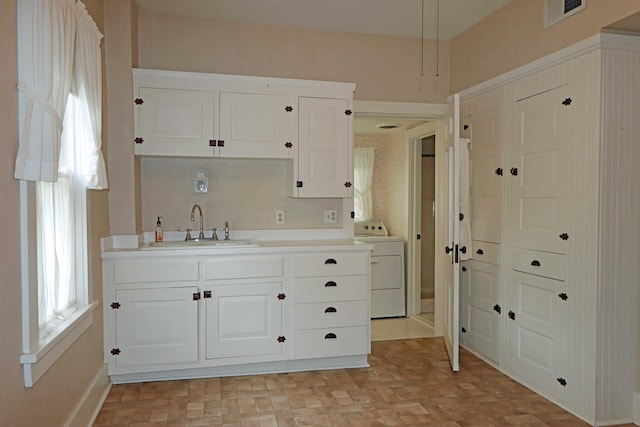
323, 210, 337, 223
275, 211, 285, 225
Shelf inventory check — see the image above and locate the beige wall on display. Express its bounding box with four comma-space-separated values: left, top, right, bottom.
0, 0, 110, 425
140, 157, 342, 232
137, 11, 450, 104
354, 133, 408, 240
450, 0, 640, 92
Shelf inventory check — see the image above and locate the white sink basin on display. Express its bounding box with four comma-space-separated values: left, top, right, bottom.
143, 239, 259, 250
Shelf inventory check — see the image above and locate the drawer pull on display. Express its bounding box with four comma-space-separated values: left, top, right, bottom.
476, 249, 484, 255
324, 281, 337, 287
324, 258, 337, 265
530, 260, 541, 267
324, 333, 337, 339
324, 307, 337, 313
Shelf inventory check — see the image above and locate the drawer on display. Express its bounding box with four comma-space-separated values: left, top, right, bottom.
291, 275, 369, 303
292, 301, 368, 330
471, 241, 501, 265
113, 260, 199, 284
291, 252, 369, 277
290, 326, 369, 359
203, 255, 283, 280
512, 248, 565, 281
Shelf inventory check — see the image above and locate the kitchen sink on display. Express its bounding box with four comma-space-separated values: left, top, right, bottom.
143, 239, 259, 249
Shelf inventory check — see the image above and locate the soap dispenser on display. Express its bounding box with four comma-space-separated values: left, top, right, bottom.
155, 217, 164, 242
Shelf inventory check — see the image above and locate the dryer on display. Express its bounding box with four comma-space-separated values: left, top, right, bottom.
355, 221, 406, 318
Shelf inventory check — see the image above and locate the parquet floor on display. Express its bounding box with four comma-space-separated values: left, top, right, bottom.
93, 337, 632, 426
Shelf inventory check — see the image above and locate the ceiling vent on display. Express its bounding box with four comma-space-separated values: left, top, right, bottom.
544, 0, 586, 28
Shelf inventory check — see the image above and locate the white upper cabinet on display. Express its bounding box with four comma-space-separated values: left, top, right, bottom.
135, 87, 215, 157
294, 97, 353, 198
217, 92, 294, 159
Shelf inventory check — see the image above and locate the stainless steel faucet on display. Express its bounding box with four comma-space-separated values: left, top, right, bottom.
224, 221, 230, 240
190, 204, 205, 240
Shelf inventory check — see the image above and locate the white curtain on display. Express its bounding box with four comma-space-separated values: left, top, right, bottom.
74, 2, 108, 189
354, 147, 375, 221
15, 0, 77, 182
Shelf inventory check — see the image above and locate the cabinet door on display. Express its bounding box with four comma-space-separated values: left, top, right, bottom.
296, 97, 352, 197
459, 260, 501, 364
506, 270, 569, 402
135, 87, 215, 157
218, 92, 293, 158
509, 85, 572, 254
114, 287, 199, 367
205, 282, 283, 359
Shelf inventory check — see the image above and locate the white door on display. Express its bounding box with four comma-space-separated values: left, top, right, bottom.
438, 94, 461, 371
297, 97, 352, 197
218, 92, 293, 158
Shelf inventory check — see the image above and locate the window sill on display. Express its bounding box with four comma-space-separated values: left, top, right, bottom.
20, 301, 98, 387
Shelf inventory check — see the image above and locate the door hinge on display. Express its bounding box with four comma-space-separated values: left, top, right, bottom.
110, 348, 121, 356
134, 98, 143, 105
557, 378, 567, 387
559, 233, 569, 241
296, 181, 303, 188
277, 336, 286, 343
508, 311, 516, 320
277, 293, 286, 300
510, 167, 518, 176
203, 290, 212, 299
134, 137, 144, 144
558, 292, 568, 301
461, 327, 467, 333
562, 98, 572, 106
193, 292, 201, 301
495, 167, 503, 176
110, 302, 121, 309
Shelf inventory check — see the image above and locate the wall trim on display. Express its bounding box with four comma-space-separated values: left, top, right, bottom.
458, 33, 640, 99
63, 364, 111, 427
354, 100, 447, 119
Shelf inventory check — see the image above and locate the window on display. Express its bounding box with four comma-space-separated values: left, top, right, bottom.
353, 147, 375, 221
17, 0, 107, 387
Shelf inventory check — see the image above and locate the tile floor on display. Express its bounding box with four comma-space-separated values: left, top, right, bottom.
93, 326, 630, 426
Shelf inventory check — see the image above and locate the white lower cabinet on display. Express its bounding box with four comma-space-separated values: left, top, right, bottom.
113, 286, 199, 367
103, 246, 371, 383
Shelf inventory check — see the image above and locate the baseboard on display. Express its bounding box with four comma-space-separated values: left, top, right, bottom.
64, 364, 111, 427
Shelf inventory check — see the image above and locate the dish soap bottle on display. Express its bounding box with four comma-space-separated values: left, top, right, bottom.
155, 217, 164, 242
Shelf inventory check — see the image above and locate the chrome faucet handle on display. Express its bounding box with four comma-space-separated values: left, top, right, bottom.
224, 221, 230, 240
185, 228, 192, 241
211, 228, 219, 240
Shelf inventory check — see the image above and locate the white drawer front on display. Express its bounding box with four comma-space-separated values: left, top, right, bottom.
203, 256, 284, 280
512, 248, 565, 281
291, 275, 368, 303
470, 241, 501, 265
291, 252, 369, 277
292, 301, 368, 330
113, 260, 199, 284
291, 326, 368, 359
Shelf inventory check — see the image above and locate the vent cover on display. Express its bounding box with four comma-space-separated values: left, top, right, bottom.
545, 0, 585, 28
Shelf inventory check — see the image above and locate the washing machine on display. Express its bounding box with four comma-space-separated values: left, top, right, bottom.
354, 221, 406, 318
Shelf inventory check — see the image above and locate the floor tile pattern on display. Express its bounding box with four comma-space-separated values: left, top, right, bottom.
94, 338, 627, 426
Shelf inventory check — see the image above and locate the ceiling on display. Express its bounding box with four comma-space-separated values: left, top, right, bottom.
135, 0, 513, 40
134, 0, 513, 135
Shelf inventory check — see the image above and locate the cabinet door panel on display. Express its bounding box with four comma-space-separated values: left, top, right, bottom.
297, 97, 351, 197
219, 92, 292, 158
510, 86, 572, 254
205, 282, 282, 359
135, 87, 214, 157
115, 287, 199, 367
507, 271, 568, 402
